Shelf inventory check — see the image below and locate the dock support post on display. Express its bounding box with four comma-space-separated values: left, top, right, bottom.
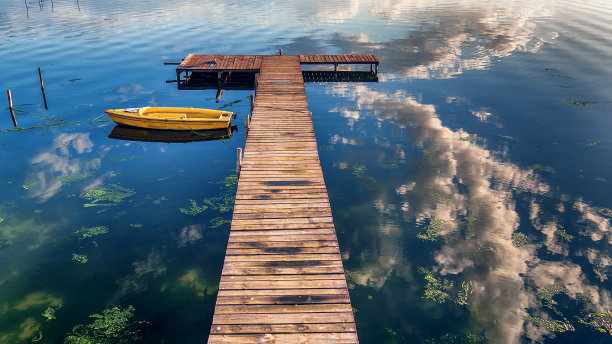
38, 67, 48, 109
250, 94, 254, 113
375, 64, 378, 75
236, 147, 243, 175
279, 49, 283, 56
244, 114, 250, 135
7, 90, 17, 127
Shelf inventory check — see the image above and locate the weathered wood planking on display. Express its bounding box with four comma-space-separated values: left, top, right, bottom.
208, 55, 358, 343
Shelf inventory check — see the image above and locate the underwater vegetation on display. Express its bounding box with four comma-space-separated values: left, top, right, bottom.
57, 173, 92, 185
579, 311, 612, 335
42, 305, 62, 321
595, 207, 612, 218
512, 232, 529, 247
555, 229, 573, 242
73, 226, 108, 240
423, 333, 487, 344
64, 305, 147, 344
460, 134, 481, 142
522, 315, 574, 332
209, 217, 231, 229
419, 268, 472, 305
80, 184, 135, 207
72, 254, 88, 264
417, 218, 446, 241
22, 180, 39, 190
179, 200, 208, 216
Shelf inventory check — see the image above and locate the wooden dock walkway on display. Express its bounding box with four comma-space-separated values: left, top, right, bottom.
207, 55, 359, 343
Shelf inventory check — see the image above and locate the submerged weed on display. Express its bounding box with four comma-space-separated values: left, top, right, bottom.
80, 184, 135, 207
522, 315, 574, 332
556, 229, 574, 242
460, 135, 481, 143
417, 218, 446, 241
512, 232, 529, 247
595, 207, 612, 218
578, 311, 612, 335
179, 200, 208, 216
209, 217, 231, 229
64, 305, 147, 344
57, 173, 92, 184
22, 180, 39, 190
72, 254, 88, 264
74, 226, 109, 240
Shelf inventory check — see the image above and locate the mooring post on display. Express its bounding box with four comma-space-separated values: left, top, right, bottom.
38, 67, 48, 109
236, 147, 243, 175
279, 49, 283, 56
244, 115, 250, 136
7, 90, 17, 127
250, 94, 254, 113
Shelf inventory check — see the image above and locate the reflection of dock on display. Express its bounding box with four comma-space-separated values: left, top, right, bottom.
178, 54, 377, 343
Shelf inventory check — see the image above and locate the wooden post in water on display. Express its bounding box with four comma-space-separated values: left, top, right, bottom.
7, 90, 17, 127
249, 93, 254, 113
279, 48, 283, 56
236, 147, 242, 175
244, 114, 250, 136
38, 67, 48, 109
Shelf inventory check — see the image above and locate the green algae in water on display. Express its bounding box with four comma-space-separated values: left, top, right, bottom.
423, 333, 487, 344
0, 217, 4, 223
73, 226, 109, 240
352, 164, 367, 178
579, 311, 612, 335
64, 305, 146, 344
80, 184, 135, 207
586, 140, 600, 147
460, 134, 481, 142
522, 315, 574, 332
129, 224, 142, 229
22, 180, 39, 190
57, 173, 92, 184
42, 305, 62, 321
556, 229, 574, 242
512, 232, 528, 247
417, 218, 446, 241
536, 284, 568, 313
180, 200, 208, 216
218, 174, 237, 187
152, 196, 167, 205
209, 217, 231, 229
567, 97, 598, 106
595, 207, 612, 218
419, 268, 472, 306
72, 254, 88, 264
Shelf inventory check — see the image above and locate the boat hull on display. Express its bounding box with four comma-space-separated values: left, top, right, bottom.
104, 107, 232, 130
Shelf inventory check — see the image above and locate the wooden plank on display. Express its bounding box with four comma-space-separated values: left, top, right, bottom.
209, 333, 358, 344
210, 323, 356, 334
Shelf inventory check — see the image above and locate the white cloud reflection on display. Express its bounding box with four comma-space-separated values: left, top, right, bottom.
332, 84, 612, 342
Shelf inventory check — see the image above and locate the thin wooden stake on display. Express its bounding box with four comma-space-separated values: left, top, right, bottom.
279, 49, 283, 56
7, 90, 17, 127
236, 148, 243, 175
38, 67, 48, 109
244, 114, 250, 132
250, 93, 254, 113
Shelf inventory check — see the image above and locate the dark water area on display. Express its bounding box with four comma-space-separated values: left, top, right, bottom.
1, 0, 612, 343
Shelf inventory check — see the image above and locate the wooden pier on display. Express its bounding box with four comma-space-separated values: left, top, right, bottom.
177, 54, 378, 343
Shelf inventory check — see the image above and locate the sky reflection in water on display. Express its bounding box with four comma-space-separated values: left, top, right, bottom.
1, 0, 612, 342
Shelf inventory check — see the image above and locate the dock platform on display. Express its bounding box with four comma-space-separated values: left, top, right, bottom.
179, 54, 374, 343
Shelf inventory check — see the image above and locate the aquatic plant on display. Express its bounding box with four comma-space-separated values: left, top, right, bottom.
536, 284, 568, 314
64, 305, 146, 344
0, 120, 69, 134
209, 217, 231, 229
595, 207, 612, 218
42, 305, 62, 321
72, 254, 88, 264
129, 224, 142, 229
567, 97, 598, 106
555, 229, 573, 242
152, 196, 167, 204
417, 218, 446, 241
456, 281, 473, 306
73, 226, 108, 240
420, 268, 453, 304
423, 333, 487, 344
579, 311, 612, 335
522, 315, 574, 332
532, 164, 555, 173
460, 134, 481, 142
0, 217, 4, 223
352, 164, 367, 178
80, 184, 135, 207
57, 173, 92, 184
22, 180, 39, 190
586, 140, 600, 147
512, 232, 528, 247
218, 174, 237, 187
179, 200, 208, 216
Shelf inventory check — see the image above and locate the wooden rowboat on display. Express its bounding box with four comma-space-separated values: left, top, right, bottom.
104, 107, 233, 130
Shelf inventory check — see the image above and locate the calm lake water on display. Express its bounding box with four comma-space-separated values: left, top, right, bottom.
1, 0, 612, 343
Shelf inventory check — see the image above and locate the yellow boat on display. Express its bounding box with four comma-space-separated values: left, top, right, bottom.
104, 107, 233, 130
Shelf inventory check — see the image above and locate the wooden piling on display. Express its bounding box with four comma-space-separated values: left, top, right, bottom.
279, 48, 283, 56
236, 147, 243, 174
249, 93, 254, 113
7, 90, 17, 127
38, 67, 48, 109
244, 114, 250, 133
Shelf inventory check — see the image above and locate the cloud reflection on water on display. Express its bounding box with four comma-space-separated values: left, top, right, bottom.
330, 84, 612, 342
